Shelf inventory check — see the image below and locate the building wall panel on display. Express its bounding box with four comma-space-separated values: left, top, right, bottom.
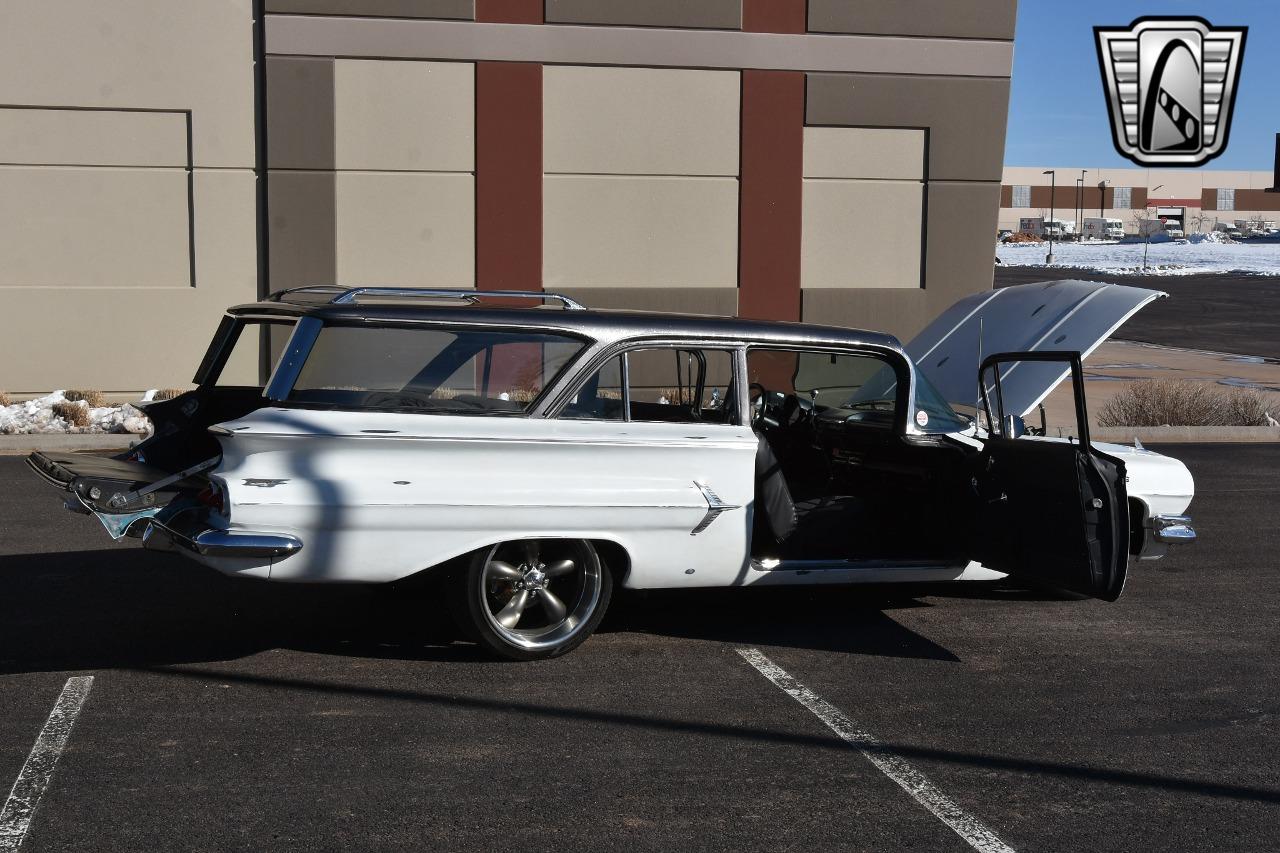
544, 175, 738, 289
0, 108, 188, 167
544, 66, 739, 177
334, 59, 474, 171
803, 126, 925, 180
807, 0, 1018, 40
802, 180, 923, 290
335, 172, 475, 286
807, 73, 1009, 182
268, 170, 337, 290
266, 56, 336, 170
267, 0, 474, 18
545, 0, 741, 30
0, 167, 190, 289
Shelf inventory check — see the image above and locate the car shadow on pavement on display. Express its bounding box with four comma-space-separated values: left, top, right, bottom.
601, 586, 961, 661
0, 546, 480, 674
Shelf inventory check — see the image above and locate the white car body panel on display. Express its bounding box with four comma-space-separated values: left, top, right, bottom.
210, 407, 759, 587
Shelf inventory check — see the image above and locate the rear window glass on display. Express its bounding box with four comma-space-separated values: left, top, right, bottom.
287, 325, 586, 415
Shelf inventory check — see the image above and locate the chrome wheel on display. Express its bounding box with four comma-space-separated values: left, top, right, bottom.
477, 539, 603, 652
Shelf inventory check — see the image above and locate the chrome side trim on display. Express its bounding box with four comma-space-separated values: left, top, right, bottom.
1153, 514, 1197, 544
690, 481, 741, 535
142, 520, 303, 559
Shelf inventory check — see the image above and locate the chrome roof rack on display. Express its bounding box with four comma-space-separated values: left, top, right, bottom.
267, 286, 586, 310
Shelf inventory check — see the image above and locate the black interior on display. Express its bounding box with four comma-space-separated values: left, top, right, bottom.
749, 387, 974, 563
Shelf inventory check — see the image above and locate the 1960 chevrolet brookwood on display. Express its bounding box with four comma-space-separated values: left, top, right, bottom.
28, 281, 1195, 659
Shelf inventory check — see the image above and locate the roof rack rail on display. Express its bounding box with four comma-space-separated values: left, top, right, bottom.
267, 286, 586, 310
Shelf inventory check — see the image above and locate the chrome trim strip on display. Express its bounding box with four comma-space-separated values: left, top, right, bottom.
690, 481, 741, 535
1153, 514, 1197, 544
142, 520, 303, 559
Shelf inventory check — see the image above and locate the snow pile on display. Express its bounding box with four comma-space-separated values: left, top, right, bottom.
1188, 230, 1234, 244
0, 391, 152, 435
996, 239, 1280, 276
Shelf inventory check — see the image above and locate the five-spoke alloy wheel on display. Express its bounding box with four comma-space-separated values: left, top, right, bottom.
455, 538, 612, 660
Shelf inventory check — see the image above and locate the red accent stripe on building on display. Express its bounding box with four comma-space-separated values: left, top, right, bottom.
475, 0, 543, 24
475, 61, 542, 293
737, 69, 804, 322
742, 0, 807, 34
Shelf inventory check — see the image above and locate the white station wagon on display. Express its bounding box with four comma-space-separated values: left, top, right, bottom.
29, 282, 1196, 660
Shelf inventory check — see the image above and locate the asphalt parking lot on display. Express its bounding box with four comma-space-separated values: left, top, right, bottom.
995, 266, 1280, 360
1, 446, 1277, 852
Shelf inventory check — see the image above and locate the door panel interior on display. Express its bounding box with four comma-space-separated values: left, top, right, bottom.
974, 351, 1129, 600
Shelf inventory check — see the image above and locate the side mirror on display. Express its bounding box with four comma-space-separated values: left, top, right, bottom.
1003, 414, 1027, 438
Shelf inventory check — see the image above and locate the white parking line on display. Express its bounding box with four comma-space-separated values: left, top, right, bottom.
737, 648, 1015, 853
0, 677, 95, 853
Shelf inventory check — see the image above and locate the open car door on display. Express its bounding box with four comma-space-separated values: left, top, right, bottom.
973, 351, 1129, 601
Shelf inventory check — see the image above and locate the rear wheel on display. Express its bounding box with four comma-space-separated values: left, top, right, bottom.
455, 538, 612, 661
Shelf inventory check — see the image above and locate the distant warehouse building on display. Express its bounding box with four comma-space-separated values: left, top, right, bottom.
1001, 166, 1280, 237
1, 0, 1015, 393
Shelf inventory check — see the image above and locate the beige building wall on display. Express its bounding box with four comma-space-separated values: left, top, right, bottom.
801, 127, 925, 290
543, 66, 740, 298
0, 0, 258, 393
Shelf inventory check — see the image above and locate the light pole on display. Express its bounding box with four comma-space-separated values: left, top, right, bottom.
1043, 169, 1056, 262
1076, 169, 1086, 241
1143, 184, 1164, 272
1099, 178, 1109, 222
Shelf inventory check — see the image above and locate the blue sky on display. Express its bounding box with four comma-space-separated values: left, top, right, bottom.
1005, 1, 1278, 169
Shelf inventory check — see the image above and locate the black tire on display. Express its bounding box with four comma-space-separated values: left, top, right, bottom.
451, 538, 612, 661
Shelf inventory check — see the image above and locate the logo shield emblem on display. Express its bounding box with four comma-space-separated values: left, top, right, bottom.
1095, 17, 1246, 167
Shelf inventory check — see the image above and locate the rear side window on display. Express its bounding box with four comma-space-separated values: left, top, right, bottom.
286, 325, 586, 414
562, 347, 737, 424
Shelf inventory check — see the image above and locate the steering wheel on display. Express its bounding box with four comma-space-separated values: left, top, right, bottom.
780, 394, 814, 427
749, 383, 772, 428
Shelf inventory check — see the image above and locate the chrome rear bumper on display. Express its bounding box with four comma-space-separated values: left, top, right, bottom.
1153, 514, 1196, 544
141, 519, 303, 559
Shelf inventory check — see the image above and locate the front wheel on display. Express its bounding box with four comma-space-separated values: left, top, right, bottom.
454, 538, 612, 661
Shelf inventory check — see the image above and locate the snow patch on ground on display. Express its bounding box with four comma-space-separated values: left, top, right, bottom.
0, 391, 153, 435
997, 238, 1280, 276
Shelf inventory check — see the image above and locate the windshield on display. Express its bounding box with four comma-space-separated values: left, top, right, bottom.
285, 324, 587, 414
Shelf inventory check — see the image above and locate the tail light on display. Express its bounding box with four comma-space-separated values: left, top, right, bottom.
196, 482, 227, 517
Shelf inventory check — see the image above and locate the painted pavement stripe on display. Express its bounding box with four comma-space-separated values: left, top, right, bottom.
737, 648, 1015, 853
0, 677, 95, 852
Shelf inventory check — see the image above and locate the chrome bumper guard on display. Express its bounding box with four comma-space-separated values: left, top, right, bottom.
1153, 515, 1196, 544
141, 519, 303, 559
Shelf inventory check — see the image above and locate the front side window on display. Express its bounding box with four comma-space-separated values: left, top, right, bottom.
286, 324, 586, 414
751, 348, 901, 429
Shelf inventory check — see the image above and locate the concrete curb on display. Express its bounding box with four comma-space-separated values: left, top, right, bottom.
0, 434, 145, 455
1091, 426, 1280, 443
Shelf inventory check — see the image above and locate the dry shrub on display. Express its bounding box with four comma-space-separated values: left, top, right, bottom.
1097, 379, 1278, 427
0, 391, 10, 407
153, 388, 188, 401
52, 400, 91, 428
64, 389, 106, 407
